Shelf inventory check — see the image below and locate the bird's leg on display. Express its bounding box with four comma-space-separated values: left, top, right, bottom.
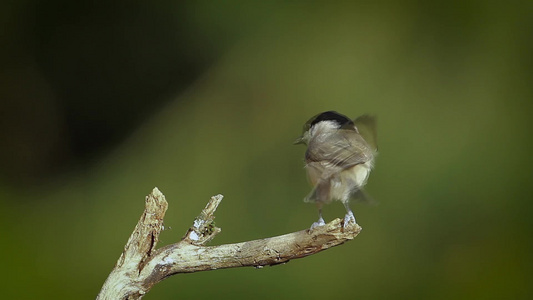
343, 201, 357, 226
310, 204, 326, 229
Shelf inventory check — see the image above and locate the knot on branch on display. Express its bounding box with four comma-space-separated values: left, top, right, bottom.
184, 194, 223, 245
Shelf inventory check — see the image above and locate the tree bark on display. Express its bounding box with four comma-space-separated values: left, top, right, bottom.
97, 188, 362, 299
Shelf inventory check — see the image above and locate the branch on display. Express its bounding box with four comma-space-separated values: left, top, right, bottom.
97, 188, 362, 299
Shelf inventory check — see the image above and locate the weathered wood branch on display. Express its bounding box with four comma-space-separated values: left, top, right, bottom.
97, 187, 362, 299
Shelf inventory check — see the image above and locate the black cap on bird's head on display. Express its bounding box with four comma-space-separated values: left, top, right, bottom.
308, 111, 353, 128
294, 111, 355, 145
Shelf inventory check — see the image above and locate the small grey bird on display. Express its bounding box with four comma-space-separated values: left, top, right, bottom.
294, 111, 377, 228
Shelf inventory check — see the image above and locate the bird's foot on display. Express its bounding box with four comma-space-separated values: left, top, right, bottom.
343, 211, 357, 227
310, 217, 326, 230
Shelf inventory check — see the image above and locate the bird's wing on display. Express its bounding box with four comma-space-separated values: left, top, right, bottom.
350, 188, 378, 205
303, 161, 335, 203
354, 114, 377, 151
306, 130, 373, 170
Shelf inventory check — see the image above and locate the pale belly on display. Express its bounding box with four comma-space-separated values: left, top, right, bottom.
329, 161, 372, 202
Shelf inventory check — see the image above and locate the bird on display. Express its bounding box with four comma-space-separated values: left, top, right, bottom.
294, 111, 377, 228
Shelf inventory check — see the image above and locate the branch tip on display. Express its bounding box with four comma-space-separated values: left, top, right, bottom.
201, 194, 223, 217
185, 194, 224, 245
151, 187, 163, 198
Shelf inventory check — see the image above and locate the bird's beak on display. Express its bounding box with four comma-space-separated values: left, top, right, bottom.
293, 136, 304, 145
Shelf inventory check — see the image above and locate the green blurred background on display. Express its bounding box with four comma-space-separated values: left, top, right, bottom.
1, 1, 532, 299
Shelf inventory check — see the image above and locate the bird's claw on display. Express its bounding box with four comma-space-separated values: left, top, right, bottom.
343, 211, 357, 227
310, 217, 326, 230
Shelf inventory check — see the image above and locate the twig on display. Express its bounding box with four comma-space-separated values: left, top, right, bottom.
97, 188, 362, 299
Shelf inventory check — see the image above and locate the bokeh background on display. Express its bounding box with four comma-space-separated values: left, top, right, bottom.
1, 1, 532, 299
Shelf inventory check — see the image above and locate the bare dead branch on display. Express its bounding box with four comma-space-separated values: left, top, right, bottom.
97, 188, 362, 299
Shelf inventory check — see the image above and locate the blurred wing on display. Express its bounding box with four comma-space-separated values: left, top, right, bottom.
304, 129, 374, 203
350, 188, 378, 205
306, 130, 373, 170
354, 115, 378, 151
303, 161, 332, 203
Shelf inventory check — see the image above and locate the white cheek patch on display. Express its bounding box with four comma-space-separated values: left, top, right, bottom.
310, 120, 340, 137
